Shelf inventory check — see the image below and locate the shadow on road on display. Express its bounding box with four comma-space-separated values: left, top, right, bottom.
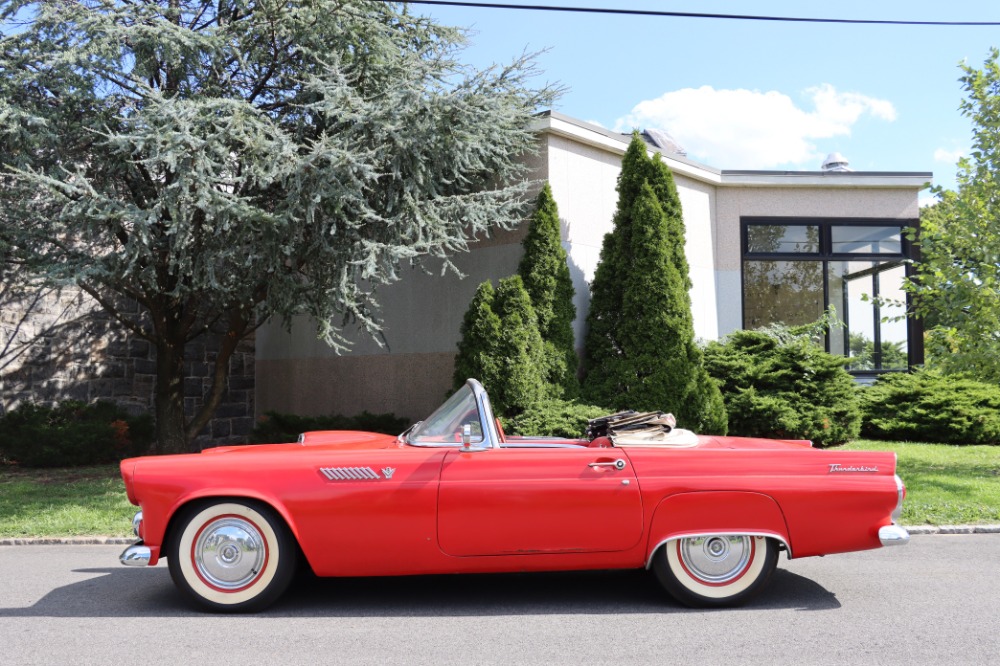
0, 566, 839, 617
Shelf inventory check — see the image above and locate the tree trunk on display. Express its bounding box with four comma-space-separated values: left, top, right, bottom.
154, 337, 189, 454
185, 325, 245, 444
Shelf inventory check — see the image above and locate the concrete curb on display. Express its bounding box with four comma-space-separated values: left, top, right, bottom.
3, 526, 1000, 546
0, 537, 135, 546
904, 524, 1000, 535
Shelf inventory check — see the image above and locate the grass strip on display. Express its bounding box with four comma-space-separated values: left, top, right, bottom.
0, 465, 134, 538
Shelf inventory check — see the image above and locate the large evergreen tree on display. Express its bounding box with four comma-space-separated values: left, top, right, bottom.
0, 1, 555, 452
518, 183, 578, 397
582, 134, 726, 433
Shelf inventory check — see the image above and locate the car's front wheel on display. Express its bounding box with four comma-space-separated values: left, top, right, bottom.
168, 500, 296, 613
652, 535, 778, 608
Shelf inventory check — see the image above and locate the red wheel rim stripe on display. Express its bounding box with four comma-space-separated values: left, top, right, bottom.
675, 537, 756, 588
190, 513, 271, 594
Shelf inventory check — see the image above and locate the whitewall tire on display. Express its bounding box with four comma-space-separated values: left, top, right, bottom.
168, 500, 296, 612
653, 535, 778, 608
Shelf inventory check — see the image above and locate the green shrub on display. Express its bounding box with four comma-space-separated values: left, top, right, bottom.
860, 371, 1000, 444
0, 401, 154, 467
503, 399, 609, 438
703, 330, 860, 446
249, 411, 409, 444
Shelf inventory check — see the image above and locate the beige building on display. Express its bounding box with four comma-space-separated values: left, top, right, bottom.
256, 111, 932, 421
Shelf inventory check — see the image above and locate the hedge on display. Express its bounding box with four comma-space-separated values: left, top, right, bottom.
0, 401, 154, 467
860, 371, 1000, 444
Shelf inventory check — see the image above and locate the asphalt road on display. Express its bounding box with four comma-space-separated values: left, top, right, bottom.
0, 534, 997, 666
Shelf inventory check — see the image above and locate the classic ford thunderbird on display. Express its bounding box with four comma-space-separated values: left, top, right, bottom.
119, 379, 908, 612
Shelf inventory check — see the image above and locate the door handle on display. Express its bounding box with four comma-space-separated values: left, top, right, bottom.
589, 459, 627, 471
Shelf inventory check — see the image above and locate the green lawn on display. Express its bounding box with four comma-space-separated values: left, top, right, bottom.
1, 441, 999, 537
0, 465, 135, 538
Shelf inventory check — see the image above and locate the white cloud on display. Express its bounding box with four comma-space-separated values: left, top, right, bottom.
933, 147, 965, 164
613, 84, 896, 169
919, 195, 939, 208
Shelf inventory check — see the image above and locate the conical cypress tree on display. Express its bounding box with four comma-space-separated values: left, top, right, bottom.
583, 136, 650, 393
453, 281, 503, 392
518, 183, 579, 398
490, 276, 548, 416
582, 134, 727, 433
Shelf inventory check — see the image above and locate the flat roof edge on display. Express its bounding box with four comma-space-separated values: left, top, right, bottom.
720, 171, 933, 188
722, 169, 933, 177
532, 111, 933, 189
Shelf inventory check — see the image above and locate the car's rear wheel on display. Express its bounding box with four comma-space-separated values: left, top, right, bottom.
652, 535, 778, 608
168, 500, 296, 613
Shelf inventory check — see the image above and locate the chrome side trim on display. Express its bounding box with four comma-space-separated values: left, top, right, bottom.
120, 543, 152, 567
320, 466, 381, 481
500, 442, 586, 449
409, 441, 587, 449
131, 510, 143, 538
646, 532, 792, 569
879, 525, 910, 547
405, 441, 467, 449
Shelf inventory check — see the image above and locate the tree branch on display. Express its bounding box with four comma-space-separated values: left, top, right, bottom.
78, 282, 153, 341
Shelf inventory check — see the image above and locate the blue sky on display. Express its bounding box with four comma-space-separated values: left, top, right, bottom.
413, 0, 1000, 199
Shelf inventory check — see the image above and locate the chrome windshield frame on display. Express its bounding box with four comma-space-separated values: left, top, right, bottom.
404, 378, 500, 449
470, 378, 501, 450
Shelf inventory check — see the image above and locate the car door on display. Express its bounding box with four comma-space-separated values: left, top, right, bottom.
437, 447, 643, 556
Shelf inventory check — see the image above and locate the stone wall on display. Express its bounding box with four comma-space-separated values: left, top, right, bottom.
0, 288, 254, 450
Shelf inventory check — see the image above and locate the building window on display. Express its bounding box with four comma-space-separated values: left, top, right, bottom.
741, 218, 921, 373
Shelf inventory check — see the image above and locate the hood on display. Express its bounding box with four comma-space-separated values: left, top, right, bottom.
200, 430, 397, 455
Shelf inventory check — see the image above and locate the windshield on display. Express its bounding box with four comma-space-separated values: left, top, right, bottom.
407, 385, 484, 445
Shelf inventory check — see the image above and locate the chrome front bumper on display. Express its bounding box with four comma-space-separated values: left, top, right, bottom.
120, 542, 152, 566
879, 525, 910, 547
120, 510, 151, 566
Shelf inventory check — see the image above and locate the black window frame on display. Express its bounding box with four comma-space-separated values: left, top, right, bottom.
740, 217, 923, 375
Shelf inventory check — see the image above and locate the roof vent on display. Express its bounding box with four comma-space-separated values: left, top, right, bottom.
642, 129, 686, 156
821, 152, 852, 172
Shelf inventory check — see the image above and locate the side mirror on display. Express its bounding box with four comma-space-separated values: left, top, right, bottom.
461, 424, 472, 450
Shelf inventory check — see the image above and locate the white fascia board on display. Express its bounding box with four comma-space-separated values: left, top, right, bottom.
719, 171, 934, 189
530, 113, 723, 185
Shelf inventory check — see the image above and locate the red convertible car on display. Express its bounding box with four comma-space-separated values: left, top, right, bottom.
119, 379, 908, 612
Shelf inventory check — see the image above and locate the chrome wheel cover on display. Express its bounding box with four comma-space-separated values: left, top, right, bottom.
678, 536, 753, 584
193, 516, 267, 590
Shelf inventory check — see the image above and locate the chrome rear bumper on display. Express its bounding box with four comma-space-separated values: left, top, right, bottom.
879, 525, 910, 547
